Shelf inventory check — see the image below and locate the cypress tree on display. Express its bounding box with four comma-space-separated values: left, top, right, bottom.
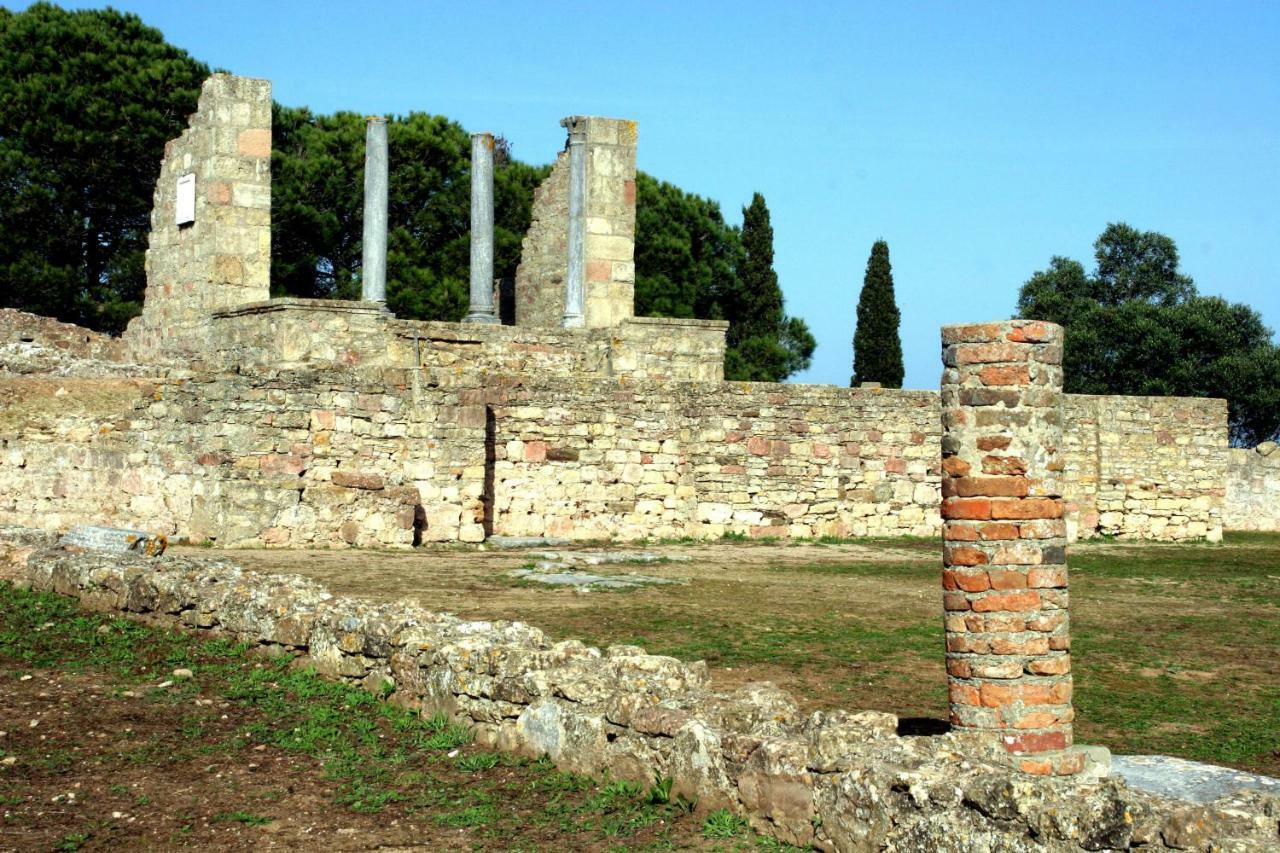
723, 193, 814, 381
851, 239, 904, 387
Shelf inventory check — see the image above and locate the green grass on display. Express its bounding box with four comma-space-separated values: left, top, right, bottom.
0, 581, 793, 849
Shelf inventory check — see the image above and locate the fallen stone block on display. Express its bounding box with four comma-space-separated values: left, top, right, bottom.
59, 525, 167, 557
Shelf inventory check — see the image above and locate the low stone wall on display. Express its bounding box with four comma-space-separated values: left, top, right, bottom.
8, 541, 1277, 851
1226, 445, 1280, 532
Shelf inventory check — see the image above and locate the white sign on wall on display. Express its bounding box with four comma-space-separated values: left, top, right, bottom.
175, 173, 196, 226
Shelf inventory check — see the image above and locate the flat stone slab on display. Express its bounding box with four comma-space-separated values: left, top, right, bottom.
509, 562, 687, 592
531, 550, 691, 566
485, 536, 572, 549
1113, 755, 1280, 804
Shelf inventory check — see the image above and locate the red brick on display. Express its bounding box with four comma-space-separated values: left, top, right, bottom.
942, 456, 971, 476
987, 570, 1027, 590
586, 259, 612, 282
1007, 710, 1063, 730
978, 522, 1021, 541
942, 497, 991, 520
623, 179, 636, 205
990, 498, 1062, 520
945, 476, 1030, 498
989, 635, 1050, 655
978, 365, 1031, 386
972, 590, 1041, 612
981, 682, 1064, 708
1005, 322, 1055, 343
945, 546, 989, 567
943, 569, 990, 592
981, 455, 1028, 476
746, 436, 769, 455
955, 341, 1032, 365
524, 440, 547, 462
949, 683, 981, 706
946, 635, 988, 653
1002, 730, 1069, 754
976, 436, 1013, 451
946, 659, 973, 678
944, 525, 980, 542
1049, 635, 1071, 651
885, 458, 906, 474
943, 592, 972, 612
1028, 567, 1068, 589
1026, 656, 1072, 676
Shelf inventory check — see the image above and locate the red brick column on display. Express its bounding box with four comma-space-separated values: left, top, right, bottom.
940, 320, 1082, 776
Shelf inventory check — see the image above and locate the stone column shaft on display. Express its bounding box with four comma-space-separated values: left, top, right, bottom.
940, 320, 1082, 776
465, 132, 498, 324
361, 116, 388, 303
561, 116, 587, 328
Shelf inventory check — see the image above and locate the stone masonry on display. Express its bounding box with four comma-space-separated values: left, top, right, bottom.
941, 321, 1080, 776
124, 73, 272, 362
515, 117, 638, 329
1226, 443, 1280, 531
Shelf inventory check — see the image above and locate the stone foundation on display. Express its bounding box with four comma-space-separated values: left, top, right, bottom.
7, 540, 1277, 851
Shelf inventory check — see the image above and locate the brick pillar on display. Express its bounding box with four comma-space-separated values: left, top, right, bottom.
940, 320, 1083, 776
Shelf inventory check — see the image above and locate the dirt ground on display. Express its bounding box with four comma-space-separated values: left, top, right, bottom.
206, 538, 946, 717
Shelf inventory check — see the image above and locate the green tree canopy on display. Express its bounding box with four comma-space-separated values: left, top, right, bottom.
851, 239, 904, 388
1018, 223, 1280, 446
0, 3, 209, 332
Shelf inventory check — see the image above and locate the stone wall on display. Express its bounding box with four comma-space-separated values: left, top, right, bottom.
0, 372, 428, 548
124, 73, 272, 362
0, 361, 1232, 546
1226, 444, 1280, 532
514, 152, 569, 327
10, 542, 1278, 851
514, 117, 637, 330
1061, 395, 1226, 542
494, 382, 939, 541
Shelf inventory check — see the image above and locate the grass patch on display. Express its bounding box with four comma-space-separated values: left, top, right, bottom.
0, 581, 793, 849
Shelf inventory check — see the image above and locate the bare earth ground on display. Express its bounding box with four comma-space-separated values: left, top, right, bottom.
219, 534, 1280, 775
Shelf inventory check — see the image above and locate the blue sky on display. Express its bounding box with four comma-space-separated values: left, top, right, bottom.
41, 1, 1280, 388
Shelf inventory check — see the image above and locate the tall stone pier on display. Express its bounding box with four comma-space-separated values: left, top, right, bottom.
940, 320, 1082, 776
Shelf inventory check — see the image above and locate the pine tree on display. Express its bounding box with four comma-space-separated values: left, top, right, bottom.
851, 240, 904, 387
723, 193, 814, 381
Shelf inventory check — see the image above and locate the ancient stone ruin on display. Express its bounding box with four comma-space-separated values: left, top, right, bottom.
3, 71, 1279, 849
3, 71, 1272, 549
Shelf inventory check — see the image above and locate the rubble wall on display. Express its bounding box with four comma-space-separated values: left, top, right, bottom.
9, 543, 1277, 851
0, 309, 131, 365
1225, 446, 1280, 532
